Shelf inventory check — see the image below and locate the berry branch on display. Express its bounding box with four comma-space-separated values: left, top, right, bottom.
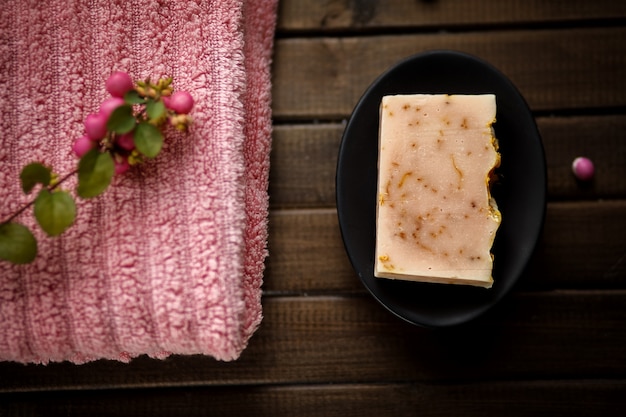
0, 72, 194, 264
2, 168, 78, 226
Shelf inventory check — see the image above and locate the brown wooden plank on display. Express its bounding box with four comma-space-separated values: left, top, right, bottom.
265, 208, 355, 293
2, 380, 625, 417
526, 201, 626, 289
269, 116, 626, 208
265, 200, 626, 293
271, 27, 626, 119
278, 0, 626, 32
270, 124, 341, 209
540, 115, 626, 200
1, 292, 625, 391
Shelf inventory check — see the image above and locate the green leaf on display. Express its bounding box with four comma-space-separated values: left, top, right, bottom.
0, 222, 37, 264
77, 149, 115, 198
20, 162, 52, 193
124, 90, 145, 105
146, 99, 166, 121
106, 104, 136, 134
34, 189, 76, 236
134, 122, 163, 158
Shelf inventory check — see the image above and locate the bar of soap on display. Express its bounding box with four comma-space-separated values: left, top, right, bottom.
374, 94, 501, 288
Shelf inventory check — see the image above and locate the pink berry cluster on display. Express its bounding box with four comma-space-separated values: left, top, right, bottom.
72, 71, 194, 175
0, 71, 195, 265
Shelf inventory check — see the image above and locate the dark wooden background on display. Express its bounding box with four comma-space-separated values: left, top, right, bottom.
2, 1, 626, 415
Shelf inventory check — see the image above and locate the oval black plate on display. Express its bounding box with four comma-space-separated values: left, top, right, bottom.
336, 50, 547, 327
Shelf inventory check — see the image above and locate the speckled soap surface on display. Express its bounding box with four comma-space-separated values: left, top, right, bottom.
375, 94, 501, 288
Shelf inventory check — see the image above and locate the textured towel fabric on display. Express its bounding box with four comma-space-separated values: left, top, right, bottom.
0, 0, 277, 364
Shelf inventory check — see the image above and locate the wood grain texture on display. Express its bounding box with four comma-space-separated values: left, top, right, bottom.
270, 124, 341, 209
272, 28, 626, 119
2, 3, 625, 415
527, 201, 626, 289
269, 116, 626, 208
1, 291, 625, 392
265, 201, 626, 293
3, 380, 626, 417
540, 115, 626, 200
278, 0, 626, 31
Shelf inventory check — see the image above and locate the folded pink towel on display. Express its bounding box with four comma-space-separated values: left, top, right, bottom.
0, 0, 277, 363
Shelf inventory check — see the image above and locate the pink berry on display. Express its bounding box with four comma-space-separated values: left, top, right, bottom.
106, 71, 134, 98
99, 97, 125, 119
166, 91, 194, 114
117, 132, 135, 151
72, 135, 96, 157
84, 113, 108, 140
572, 157, 595, 181
114, 157, 131, 175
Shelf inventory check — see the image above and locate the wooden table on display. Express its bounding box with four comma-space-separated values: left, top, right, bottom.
2, 1, 626, 415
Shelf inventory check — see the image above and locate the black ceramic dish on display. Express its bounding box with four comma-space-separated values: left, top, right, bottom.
336, 50, 547, 327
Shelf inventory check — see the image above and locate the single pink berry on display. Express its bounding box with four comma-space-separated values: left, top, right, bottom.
84, 113, 108, 141
572, 156, 595, 181
114, 157, 131, 175
72, 135, 97, 157
117, 132, 135, 151
106, 71, 134, 98
166, 91, 194, 114
99, 97, 125, 119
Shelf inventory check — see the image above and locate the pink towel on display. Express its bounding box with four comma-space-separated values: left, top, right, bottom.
0, 0, 277, 363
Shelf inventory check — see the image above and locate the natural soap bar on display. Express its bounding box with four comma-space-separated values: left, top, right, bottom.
374, 94, 501, 288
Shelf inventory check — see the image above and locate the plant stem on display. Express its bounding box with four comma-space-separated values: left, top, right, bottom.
1, 168, 79, 225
